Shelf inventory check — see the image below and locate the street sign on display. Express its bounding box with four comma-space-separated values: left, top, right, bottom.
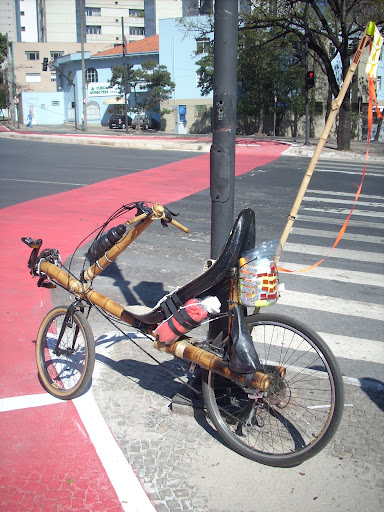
13, 97, 19, 105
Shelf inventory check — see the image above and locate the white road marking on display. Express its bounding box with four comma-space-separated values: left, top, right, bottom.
0, 393, 63, 412
0, 178, 86, 186
0, 391, 155, 511
290, 227, 383, 244
303, 196, 383, 208
74, 392, 155, 512
318, 332, 384, 364
278, 289, 384, 321
301, 207, 384, 218
295, 214, 384, 230
315, 169, 384, 177
284, 242, 384, 263
277, 262, 384, 287
306, 189, 384, 200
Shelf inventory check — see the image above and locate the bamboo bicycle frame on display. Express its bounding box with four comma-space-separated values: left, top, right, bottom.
36, 203, 271, 392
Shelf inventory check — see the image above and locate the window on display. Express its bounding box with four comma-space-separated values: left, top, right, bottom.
21, 27, 26, 31
20, 11, 24, 16
50, 72, 56, 82
26, 73, 41, 82
129, 9, 144, 17
85, 67, 98, 83
129, 27, 144, 36
25, 51, 39, 60
50, 51, 64, 60
86, 25, 101, 34
85, 7, 101, 16
195, 105, 208, 117
196, 38, 210, 54
377, 76, 382, 91
52, 100, 60, 106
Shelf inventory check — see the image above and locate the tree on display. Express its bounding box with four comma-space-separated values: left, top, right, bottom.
242, 0, 384, 150
0, 33, 8, 109
109, 59, 175, 130
196, 28, 309, 135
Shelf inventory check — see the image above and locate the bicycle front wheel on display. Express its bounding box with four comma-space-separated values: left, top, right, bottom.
36, 305, 95, 399
202, 313, 344, 467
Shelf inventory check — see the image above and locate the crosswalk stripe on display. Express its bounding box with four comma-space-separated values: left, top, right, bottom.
318, 332, 384, 364
306, 189, 384, 201
315, 169, 384, 177
295, 214, 384, 230
303, 196, 383, 208
277, 262, 384, 287
284, 242, 384, 263
278, 290, 383, 321
290, 227, 383, 244
302, 207, 384, 218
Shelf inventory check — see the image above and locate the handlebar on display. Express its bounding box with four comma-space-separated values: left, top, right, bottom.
127, 203, 190, 233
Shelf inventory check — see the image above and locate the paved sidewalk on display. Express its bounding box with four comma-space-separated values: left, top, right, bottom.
92, 330, 384, 512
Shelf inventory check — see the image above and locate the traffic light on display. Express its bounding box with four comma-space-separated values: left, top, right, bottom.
306, 71, 315, 89
42, 57, 49, 71
127, 64, 134, 81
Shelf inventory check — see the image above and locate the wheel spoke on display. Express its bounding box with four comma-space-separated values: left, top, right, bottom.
202, 313, 344, 466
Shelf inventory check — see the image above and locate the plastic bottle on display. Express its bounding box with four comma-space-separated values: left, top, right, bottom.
155, 296, 221, 344
88, 224, 127, 262
238, 240, 279, 307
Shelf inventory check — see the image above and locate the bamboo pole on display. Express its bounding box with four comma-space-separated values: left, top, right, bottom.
279, 22, 376, 254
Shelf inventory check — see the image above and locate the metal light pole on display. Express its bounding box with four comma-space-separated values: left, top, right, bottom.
208, 0, 239, 342
210, 0, 239, 260
122, 18, 129, 133
80, 0, 87, 131
305, 33, 309, 145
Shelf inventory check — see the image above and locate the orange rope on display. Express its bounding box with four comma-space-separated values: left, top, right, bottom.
278, 76, 382, 274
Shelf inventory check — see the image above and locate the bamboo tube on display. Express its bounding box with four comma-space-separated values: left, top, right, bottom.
154, 339, 271, 391
279, 24, 375, 254
83, 215, 153, 281
39, 261, 139, 325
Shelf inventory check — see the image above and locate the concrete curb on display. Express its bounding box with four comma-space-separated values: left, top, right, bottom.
0, 131, 212, 152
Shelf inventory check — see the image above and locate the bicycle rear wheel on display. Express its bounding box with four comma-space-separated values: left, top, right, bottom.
36, 305, 95, 399
202, 313, 344, 467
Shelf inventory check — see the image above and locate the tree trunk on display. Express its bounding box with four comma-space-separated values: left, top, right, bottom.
374, 108, 384, 142
337, 96, 352, 150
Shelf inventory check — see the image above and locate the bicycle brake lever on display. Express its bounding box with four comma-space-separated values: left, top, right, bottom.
161, 219, 169, 227
164, 206, 179, 218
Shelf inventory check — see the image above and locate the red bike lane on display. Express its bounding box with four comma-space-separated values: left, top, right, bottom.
0, 140, 289, 511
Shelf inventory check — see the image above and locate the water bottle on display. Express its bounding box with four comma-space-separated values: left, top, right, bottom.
88, 224, 127, 262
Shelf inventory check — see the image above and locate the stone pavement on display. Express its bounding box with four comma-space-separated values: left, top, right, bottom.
91, 328, 384, 512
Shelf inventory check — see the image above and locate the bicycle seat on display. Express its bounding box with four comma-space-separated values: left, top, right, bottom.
123, 208, 256, 326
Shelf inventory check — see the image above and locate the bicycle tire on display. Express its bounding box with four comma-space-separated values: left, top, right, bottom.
36, 305, 95, 399
202, 313, 344, 467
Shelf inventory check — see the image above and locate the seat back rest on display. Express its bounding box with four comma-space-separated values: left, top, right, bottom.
130, 209, 256, 326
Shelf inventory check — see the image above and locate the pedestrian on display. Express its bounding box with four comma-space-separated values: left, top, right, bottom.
27, 112, 33, 128
81, 112, 84, 131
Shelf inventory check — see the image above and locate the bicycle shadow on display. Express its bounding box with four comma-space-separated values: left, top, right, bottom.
93, 332, 221, 441
100, 261, 171, 308
359, 378, 384, 412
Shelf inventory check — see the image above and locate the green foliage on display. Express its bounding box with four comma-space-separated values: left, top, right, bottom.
0, 33, 7, 65
109, 60, 175, 117
241, 0, 384, 146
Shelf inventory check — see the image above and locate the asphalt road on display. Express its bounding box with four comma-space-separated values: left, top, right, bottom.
1, 138, 383, 383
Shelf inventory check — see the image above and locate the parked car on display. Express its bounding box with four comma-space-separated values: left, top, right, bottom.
108, 114, 132, 129
131, 113, 151, 130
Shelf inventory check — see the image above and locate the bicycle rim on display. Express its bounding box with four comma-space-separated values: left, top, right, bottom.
36, 306, 95, 399
202, 313, 344, 466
